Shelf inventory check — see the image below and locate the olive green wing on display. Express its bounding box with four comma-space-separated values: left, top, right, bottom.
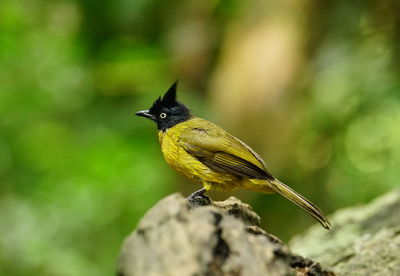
179, 118, 274, 180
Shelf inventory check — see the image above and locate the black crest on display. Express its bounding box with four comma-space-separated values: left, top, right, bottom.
137, 81, 191, 131
162, 81, 178, 104
149, 81, 179, 114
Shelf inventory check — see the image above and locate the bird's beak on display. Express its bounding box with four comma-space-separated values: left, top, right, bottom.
135, 110, 155, 120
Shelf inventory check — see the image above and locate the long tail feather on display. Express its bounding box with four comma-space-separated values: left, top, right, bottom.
268, 178, 331, 230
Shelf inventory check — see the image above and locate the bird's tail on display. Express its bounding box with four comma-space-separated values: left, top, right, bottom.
268, 178, 331, 230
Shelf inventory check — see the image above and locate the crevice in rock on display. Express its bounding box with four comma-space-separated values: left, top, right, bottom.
227, 203, 260, 226
246, 225, 284, 245
274, 248, 334, 276
206, 212, 231, 276
135, 228, 149, 243
331, 253, 355, 266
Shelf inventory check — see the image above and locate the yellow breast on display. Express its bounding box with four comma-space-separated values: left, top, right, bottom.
157, 119, 238, 190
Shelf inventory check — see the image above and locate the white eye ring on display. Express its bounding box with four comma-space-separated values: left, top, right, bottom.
160, 113, 167, 119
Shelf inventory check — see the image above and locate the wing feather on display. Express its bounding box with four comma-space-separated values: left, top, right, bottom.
179, 118, 274, 180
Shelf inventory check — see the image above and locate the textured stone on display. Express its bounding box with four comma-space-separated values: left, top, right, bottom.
117, 194, 334, 276
290, 189, 400, 276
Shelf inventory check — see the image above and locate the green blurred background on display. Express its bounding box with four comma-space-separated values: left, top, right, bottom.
1, 0, 399, 275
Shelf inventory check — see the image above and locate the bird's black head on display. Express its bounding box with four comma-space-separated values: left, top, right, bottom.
136, 82, 192, 131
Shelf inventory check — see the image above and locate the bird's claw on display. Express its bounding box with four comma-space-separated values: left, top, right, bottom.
186, 188, 210, 207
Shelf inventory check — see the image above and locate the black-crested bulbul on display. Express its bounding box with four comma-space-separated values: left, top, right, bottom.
136, 82, 331, 229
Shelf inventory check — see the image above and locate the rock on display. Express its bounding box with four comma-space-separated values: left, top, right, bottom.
117, 193, 334, 276
290, 189, 400, 276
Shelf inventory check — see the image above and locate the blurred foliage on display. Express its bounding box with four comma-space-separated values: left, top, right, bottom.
0, 0, 399, 275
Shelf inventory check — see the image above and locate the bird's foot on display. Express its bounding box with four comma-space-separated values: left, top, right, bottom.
186, 188, 210, 207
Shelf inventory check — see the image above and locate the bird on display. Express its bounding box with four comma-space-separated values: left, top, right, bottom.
136, 82, 331, 229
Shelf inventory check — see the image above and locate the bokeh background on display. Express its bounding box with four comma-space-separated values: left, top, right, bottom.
1, 0, 400, 275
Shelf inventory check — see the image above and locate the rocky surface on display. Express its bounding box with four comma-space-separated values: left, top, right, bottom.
117, 189, 400, 276
290, 189, 400, 276
117, 194, 334, 276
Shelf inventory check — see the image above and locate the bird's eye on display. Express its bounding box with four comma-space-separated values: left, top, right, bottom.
160, 113, 167, 119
